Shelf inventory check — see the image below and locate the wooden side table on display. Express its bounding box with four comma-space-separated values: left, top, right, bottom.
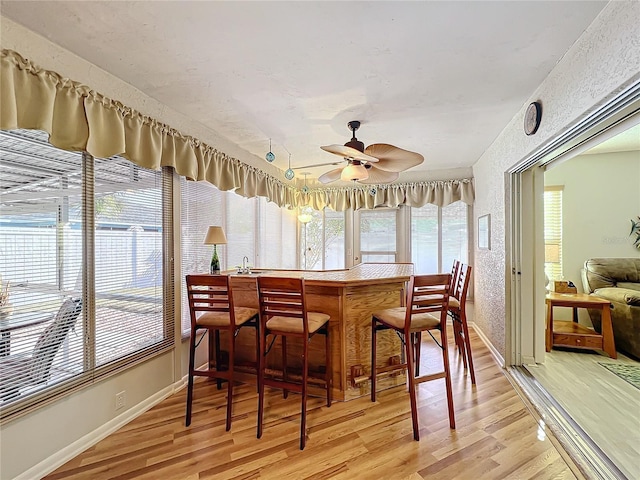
545, 292, 616, 358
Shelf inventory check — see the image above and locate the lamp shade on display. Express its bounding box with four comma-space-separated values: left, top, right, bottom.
298, 213, 313, 224
341, 163, 369, 182
204, 226, 227, 245
545, 243, 560, 263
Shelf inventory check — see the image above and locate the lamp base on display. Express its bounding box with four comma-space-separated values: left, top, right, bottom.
210, 246, 220, 275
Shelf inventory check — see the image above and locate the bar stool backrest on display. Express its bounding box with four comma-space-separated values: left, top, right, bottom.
186, 274, 237, 328
257, 277, 308, 335
405, 273, 451, 329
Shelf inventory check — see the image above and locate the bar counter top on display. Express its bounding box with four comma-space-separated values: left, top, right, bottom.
226, 262, 414, 287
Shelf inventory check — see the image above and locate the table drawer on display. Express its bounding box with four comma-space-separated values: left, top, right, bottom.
553, 333, 602, 349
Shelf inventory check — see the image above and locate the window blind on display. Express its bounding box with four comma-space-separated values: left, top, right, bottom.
323, 209, 345, 270
0, 130, 173, 423
298, 208, 345, 270
544, 187, 563, 280
258, 198, 297, 269
411, 201, 469, 274
226, 194, 256, 270
360, 209, 397, 263
93, 156, 166, 366
179, 179, 224, 335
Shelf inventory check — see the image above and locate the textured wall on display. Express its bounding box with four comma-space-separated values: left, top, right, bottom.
472, 1, 640, 359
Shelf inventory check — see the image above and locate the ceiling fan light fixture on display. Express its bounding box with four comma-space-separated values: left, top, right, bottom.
341, 163, 369, 182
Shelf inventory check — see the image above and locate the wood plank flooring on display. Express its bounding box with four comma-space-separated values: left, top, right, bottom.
44, 327, 579, 480
525, 348, 640, 480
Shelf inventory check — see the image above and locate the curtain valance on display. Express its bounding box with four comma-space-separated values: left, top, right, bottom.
1, 49, 474, 211
303, 179, 474, 211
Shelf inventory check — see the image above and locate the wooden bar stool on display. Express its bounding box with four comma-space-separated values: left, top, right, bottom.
185, 274, 259, 430
413, 260, 460, 377
449, 263, 475, 384
256, 276, 332, 450
371, 273, 455, 441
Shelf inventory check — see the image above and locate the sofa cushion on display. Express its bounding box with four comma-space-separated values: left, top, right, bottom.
594, 287, 640, 306
583, 258, 640, 292
618, 282, 640, 292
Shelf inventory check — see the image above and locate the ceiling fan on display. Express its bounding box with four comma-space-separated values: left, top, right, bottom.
316, 121, 424, 184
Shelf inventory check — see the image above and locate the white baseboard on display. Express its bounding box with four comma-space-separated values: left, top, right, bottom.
15, 377, 188, 480
470, 321, 505, 368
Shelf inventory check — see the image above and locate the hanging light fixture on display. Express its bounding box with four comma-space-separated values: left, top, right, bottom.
298, 174, 312, 223
340, 162, 369, 182
265, 138, 275, 163
284, 153, 295, 180
301, 173, 310, 194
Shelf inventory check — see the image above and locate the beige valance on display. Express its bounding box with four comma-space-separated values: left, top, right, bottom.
303, 179, 474, 211
1, 49, 474, 211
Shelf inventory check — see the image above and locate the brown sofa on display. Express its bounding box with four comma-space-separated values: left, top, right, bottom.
581, 258, 640, 360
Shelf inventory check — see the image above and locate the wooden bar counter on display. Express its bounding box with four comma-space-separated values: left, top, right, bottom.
225, 263, 413, 401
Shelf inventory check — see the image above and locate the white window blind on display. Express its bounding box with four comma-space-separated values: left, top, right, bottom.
360, 209, 397, 263
411, 201, 469, 274
324, 209, 345, 270
93, 157, 165, 366
299, 208, 345, 270
0, 130, 173, 422
442, 201, 469, 272
226, 195, 256, 270
544, 187, 563, 280
258, 198, 297, 269
179, 179, 223, 335
411, 203, 439, 273
0, 130, 84, 410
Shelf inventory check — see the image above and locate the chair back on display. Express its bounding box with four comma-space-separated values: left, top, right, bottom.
257, 277, 308, 335
450, 260, 461, 296
405, 273, 451, 329
185, 274, 236, 329
30, 297, 82, 384
454, 263, 472, 306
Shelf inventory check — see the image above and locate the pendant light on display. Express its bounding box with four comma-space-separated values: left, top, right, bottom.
265, 139, 275, 163
284, 153, 295, 180
301, 173, 310, 193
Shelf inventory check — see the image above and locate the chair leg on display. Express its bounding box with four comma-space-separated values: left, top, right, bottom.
282, 335, 288, 399
254, 321, 260, 393
371, 317, 377, 402
214, 330, 223, 390
414, 332, 421, 377
185, 328, 197, 426
460, 312, 476, 385
325, 326, 332, 407
405, 329, 419, 441
440, 325, 456, 430
225, 329, 235, 432
257, 331, 266, 439
300, 335, 309, 450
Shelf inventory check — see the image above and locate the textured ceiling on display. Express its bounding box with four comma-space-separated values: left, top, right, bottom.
1, 1, 609, 183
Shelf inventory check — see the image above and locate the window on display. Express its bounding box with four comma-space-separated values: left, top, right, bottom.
544, 187, 563, 280
301, 208, 345, 270
0, 130, 173, 420
359, 209, 397, 262
179, 184, 298, 334
411, 201, 469, 274
226, 194, 256, 270
257, 198, 297, 270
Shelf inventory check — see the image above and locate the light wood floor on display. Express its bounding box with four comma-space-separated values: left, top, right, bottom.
44, 327, 579, 480
525, 348, 640, 480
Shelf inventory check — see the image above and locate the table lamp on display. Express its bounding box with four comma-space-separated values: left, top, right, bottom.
204, 226, 227, 274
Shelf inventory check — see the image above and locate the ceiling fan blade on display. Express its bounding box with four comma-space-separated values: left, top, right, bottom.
364, 143, 424, 172
292, 161, 342, 170
318, 167, 344, 184
321, 144, 379, 163
358, 167, 399, 184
